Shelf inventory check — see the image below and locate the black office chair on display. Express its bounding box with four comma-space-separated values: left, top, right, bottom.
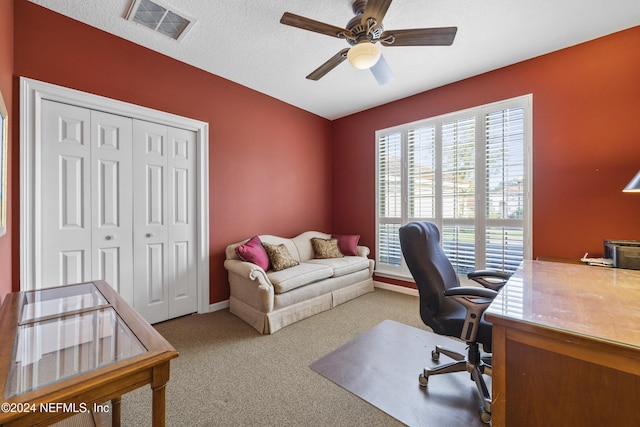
398, 221, 511, 424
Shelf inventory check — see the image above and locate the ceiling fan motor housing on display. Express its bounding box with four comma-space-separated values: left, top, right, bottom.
347, 1, 384, 45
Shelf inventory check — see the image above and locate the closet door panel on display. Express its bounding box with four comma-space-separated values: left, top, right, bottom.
146, 243, 165, 302
40, 100, 91, 287
91, 111, 133, 302
167, 127, 198, 318
133, 120, 169, 324
146, 165, 164, 225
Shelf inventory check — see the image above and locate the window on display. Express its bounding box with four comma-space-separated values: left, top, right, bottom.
376, 95, 532, 278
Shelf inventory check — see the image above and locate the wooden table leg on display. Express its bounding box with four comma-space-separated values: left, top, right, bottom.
151, 383, 167, 426
490, 325, 507, 427
151, 362, 171, 426
111, 396, 121, 427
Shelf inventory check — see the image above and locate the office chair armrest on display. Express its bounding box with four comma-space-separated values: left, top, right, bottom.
467, 270, 511, 291
445, 287, 497, 343
445, 286, 498, 300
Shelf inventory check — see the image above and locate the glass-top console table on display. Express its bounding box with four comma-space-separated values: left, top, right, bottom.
0, 281, 178, 426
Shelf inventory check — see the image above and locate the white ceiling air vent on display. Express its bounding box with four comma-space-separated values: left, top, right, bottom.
126, 0, 196, 41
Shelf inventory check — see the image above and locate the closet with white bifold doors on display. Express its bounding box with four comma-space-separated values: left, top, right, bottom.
22, 78, 209, 324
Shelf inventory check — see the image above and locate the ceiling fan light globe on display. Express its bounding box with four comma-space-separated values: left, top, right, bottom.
347, 42, 381, 70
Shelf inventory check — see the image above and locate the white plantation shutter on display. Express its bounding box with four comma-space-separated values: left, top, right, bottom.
440, 116, 477, 274
485, 227, 524, 272
485, 107, 525, 219
442, 225, 476, 275
408, 126, 436, 220
376, 95, 531, 278
442, 117, 476, 220
378, 223, 401, 267
377, 133, 403, 268
484, 106, 526, 273
378, 133, 402, 219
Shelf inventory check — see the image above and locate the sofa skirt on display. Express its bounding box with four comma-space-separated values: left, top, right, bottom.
229, 277, 374, 334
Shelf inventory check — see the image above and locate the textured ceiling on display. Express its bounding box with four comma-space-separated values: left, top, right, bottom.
29, 0, 640, 120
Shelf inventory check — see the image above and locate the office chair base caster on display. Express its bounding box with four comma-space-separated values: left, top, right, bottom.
478, 407, 491, 424
418, 373, 429, 387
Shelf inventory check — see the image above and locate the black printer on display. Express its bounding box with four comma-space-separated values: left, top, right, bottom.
604, 240, 640, 270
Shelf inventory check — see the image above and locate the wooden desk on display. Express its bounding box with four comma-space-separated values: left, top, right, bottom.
486, 261, 640, 426
0, 281, 178, 426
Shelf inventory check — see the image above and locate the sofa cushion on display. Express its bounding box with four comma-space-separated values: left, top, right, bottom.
263, 243, 300, 271
235, 235, 270, 271
332, 234, 360, 256
311, 238, 344, 259
259, 235, 301, 262
292, 231, 331, 262
306, 256, 370, 278
267, 263, 333, 294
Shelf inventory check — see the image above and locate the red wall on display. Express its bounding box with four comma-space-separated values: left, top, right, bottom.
12, 0, 333, 303
332, 26, 640, 286
6, 1, 640, 302
0, 0, 13, 302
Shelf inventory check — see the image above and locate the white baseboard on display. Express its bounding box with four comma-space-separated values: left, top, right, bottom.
373, 280, 419, 297
208, 299, 230, 313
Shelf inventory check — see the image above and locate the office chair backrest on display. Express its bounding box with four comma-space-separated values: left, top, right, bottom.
399, 222, 461, 323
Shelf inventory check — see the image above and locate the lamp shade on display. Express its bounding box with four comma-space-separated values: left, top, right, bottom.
347, 42, 381, 70
623, 170, 640, 192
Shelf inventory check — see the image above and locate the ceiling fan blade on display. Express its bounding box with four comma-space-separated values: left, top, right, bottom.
370, 54, 395, 86
306, 48, 350, 81
361, 0, 393, 29
381, 27, 458, 46
280, 12, 352, 39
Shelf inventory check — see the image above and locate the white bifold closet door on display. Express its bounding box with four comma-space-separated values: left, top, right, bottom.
39, 99, 197, 323
40, 101, 134, 301
132, 120, 197, 324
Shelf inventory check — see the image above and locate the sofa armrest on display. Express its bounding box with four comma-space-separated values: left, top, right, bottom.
224, 259, 272, 287
356, 245, 370, 258
224, 259, 274, 312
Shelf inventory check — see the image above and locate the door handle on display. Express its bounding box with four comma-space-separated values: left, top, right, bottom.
105, 235, 115, 240
146, 233, 153, 238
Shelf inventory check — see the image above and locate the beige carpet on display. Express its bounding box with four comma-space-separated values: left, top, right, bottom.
311, 320, 489, 427
117, 289, 488, 426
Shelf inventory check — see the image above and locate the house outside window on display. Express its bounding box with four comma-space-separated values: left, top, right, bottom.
376, 95, 532, 279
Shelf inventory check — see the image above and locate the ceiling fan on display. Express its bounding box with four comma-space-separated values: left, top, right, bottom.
280, 0, 457, 85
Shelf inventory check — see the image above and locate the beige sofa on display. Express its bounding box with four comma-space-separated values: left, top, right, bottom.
224, 231, 375, 333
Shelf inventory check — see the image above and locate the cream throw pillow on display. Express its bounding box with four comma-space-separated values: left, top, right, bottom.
311, 238, 344, 259
262, 243, 300, 271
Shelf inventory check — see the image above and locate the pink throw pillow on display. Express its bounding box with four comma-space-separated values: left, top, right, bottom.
332, 234, 360, 256
235, 235, 270, 270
